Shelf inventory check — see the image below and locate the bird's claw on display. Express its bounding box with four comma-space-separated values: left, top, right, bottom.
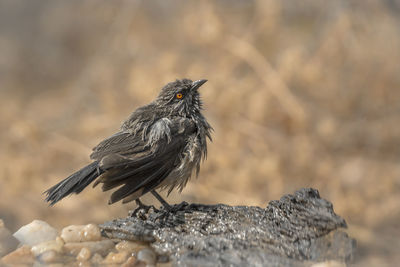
131, 203, 159, 218
169, 201, 189, 212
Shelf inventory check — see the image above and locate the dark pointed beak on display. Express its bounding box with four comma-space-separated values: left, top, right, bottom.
191, 79, 207, 91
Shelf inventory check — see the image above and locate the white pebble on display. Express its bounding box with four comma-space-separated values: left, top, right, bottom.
103, 251, 129, 264
63, 240, 114, 257
115, 240, 148, 252
311, 261, 345, 267
31, 237, 64, 256
13, 220, 58, 246
76, 247, 92, 261
60, 224, 101, 243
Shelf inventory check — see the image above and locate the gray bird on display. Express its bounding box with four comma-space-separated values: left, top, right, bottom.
45, 79, 212, 211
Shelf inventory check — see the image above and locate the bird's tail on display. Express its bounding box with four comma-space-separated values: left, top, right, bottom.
44, 161, 103, 205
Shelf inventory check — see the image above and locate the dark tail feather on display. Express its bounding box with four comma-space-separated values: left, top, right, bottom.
44, 161, 103, 205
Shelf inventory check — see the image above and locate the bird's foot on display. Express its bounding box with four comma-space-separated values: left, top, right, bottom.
147, 201, 189, 225
130, 199, 158, 218
148, 204, 187, 226
154, 201, 189, 213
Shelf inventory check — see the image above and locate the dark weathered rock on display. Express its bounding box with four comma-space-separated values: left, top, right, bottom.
100, 188, 356, 266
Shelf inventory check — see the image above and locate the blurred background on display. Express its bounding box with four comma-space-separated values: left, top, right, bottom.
1, 0, 399, 265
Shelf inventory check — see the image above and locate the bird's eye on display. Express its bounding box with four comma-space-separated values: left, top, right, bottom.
176, 93, 183, 99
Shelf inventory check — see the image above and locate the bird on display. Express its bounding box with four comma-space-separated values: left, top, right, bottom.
44, 79, 212, 212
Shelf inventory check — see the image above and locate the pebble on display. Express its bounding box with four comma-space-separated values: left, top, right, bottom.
103, 251, 129, 264
77, 261, 92, 267
0, 220, 19, 257
13, 220, 58, 246
121, 256, 138, 267
311, 261, 346, 267
91, 253, 104, 264
76, 247, 92, 261
137, 248, 156, 265
31, 236, 64, 256
115, 240, 149, 253
37, 249, 62, 264
131, 260, 147, 267
60, 223, 102, 243
1, 245, 35, 265
1, 220, 161, 266
63, 239, 115, 257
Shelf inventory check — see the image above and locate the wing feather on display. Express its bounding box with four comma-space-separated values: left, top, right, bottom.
92, 117, 197, 204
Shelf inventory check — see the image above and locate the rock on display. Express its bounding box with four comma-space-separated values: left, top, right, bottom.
0, 220, 19, 257
137, 248, 156, 265
100, 188, 356, 266
60, 223, 102, 243
31, 237, 64, 256
1, 245, 35, 265
115, 240, 149, 253
13, 220, 58, 246
103, 251, 129, 264
76, 247, 92, 261
63, 239, 115, 257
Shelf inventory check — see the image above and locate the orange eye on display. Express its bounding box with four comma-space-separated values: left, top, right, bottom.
176, 93, 183, 99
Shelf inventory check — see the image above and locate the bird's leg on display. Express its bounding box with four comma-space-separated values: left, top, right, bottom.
131, 198, 157, 217
151, 190, 189, 213
151, 190, 172, 211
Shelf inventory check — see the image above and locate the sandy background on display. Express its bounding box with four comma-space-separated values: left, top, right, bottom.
1, 0, 400, 266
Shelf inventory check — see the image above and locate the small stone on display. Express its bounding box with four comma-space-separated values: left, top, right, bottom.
103, 251, 129, 264
132, 260, 146, 267
37, 250, 62, 264
61, 224, 102, 243
77, 261, 92, 267
121, 256, 137, 267
76, 247, 92, 261
115, 240, 149, 253
31, 237, 64, 256
63, 240, 114, 257
311, 261, 346, 267
13, 220, 58, 246
91, 253, 104, 264
0, 223, 19, 257
137, 248, 156, 265
1, 245, 35, 265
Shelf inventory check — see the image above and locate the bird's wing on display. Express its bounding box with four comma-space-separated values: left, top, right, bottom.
90, 131, 145, 160
90, 117, 197, 204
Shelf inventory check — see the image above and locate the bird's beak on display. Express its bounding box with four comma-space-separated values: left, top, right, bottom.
191, 79, 207, 91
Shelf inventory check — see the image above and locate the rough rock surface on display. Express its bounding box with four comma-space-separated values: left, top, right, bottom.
100, 188, 356, 266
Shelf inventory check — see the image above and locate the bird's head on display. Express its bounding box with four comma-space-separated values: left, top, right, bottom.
156, 79, 207, 116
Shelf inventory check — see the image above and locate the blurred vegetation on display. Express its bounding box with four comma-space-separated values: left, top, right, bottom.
1, 0, 400, 266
